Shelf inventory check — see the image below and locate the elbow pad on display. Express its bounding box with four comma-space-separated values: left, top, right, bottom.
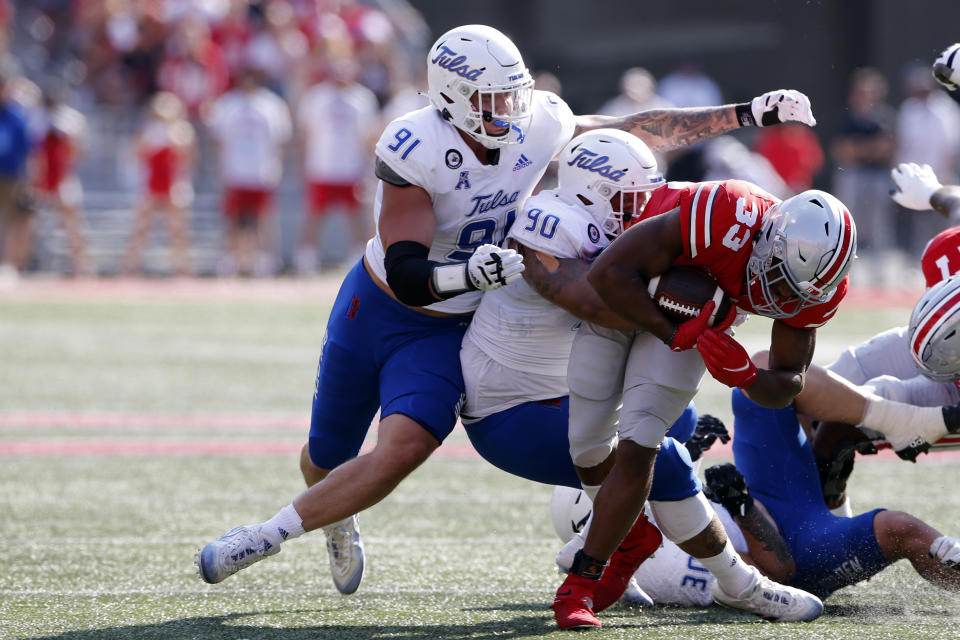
384, 241, 439, 307
384, 241, 478, 307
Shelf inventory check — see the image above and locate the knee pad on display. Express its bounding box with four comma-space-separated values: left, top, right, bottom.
620, 385, 695, 449
649, 492, 714, 545
568, 389, 620, 469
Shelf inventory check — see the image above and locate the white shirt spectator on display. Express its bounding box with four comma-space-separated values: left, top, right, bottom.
657, 65, 722, 108
206, 87, 292, 188
895, 90, 960, 181
297, 80, 380, 184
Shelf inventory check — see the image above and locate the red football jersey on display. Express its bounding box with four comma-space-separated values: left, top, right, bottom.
634, 179, 847, 329
921, 226, 960, 287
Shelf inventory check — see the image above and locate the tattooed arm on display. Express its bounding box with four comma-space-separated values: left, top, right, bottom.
515, 242, 637, 330
573, 106, 741, 152
732, 498, 797, 584
705, 462, 796, 583
573, 89, 817, 152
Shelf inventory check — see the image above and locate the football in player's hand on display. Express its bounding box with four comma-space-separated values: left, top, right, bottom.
647, 265, 733, 326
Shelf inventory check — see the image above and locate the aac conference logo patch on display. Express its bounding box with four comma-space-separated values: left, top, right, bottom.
445, 149, 463, 169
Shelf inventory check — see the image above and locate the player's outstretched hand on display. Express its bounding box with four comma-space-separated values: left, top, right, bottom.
467, 244, 524, 290
933, 43, 960, 91
684, 414, 731, 462
890, 162, 942, 210
751, 89, 816, 127
697, 329, 758, 388
930, 535, 960, 570
704, 463, 754, 517
669, 300, 716, 352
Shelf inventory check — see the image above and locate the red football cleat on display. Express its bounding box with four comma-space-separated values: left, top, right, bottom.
592, 514, 663, 612
551, 572, 601, 630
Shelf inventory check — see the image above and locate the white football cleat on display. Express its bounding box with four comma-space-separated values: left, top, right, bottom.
620, 576, 655, 608
324, 514, 365, 594
196, 525, 279, 584
712, 566, 823, 622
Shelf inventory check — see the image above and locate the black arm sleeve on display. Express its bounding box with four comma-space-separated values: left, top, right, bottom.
384, 241, 439, 307
375, 156, 413, 187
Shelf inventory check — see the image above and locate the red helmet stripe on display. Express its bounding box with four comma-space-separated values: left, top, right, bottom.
911, 288, 960, 360
814, 206, 855, 288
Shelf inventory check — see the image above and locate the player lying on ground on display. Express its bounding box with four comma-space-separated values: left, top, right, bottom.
764, 275, 960, 516
558, 397, 960, 607
194, 23, 823, 596
553, 172, 856, 629
459, 129, 822, 626
775, 157, 960, 513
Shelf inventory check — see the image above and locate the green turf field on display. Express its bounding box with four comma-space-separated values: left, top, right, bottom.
2, 283, 960, 640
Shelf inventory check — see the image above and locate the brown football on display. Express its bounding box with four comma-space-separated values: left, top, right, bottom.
647, 265, 734, 326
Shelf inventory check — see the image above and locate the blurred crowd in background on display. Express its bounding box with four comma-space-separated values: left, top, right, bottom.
0, 0, 957, 287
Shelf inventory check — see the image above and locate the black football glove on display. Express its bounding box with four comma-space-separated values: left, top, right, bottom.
704, 463, 754, 517
684, 414, 731, 462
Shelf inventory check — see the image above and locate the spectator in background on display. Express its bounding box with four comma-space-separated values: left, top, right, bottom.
0, 69, 34, 279
830, 67, 897, 284
206, 65, 291, 277
657, 61, 722, 109
31, 82, 93, 277
294, 53, 379, 275
599, 67, 670, 116
210, 0, 255, 82
122, 91, 196, 277
753, 122, 824, 194
700, 136, 791, 200
338, 0, 400, 105
599, 67, 672, 176
157, 12, 229, 119
657, 62, 723, 182
894, 64, 960, 256
243, 0, 308, 98
380, 63, 429, 126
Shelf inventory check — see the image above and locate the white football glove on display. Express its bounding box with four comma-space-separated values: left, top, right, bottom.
933, 43, 960, 91
750, 89, 817, 127
890, 162, 942, 210
467, 243, 524, 290
930, 535, 960, 569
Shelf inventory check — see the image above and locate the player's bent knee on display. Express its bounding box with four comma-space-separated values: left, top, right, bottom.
649, 493, 714, 544
571, 442, 615, 470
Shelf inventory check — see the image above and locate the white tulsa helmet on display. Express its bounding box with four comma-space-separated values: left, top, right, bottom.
746, 189, 857, 318
550, 486, 593, 544
909, 273, 960, 383
557, 128, 664, 237
426, 24, 534, 149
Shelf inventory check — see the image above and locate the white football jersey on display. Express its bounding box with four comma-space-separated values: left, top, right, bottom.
462, 189, 608, 417
633, 503, 746, 608
365, 90, 576, 314
827, 326, 960, 407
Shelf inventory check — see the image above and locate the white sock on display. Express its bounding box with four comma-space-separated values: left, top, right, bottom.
261, 504, 306, 547
697, 539, 756, 597
581, 484, 601, 503
862, 396, 946, 450
829, 497, 853, 518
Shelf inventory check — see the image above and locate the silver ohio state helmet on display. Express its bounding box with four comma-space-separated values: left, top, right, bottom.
426, 25, 534, 149
556, 129, 663, 237
746, 190, 857, 318
909, 274, 960, 382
